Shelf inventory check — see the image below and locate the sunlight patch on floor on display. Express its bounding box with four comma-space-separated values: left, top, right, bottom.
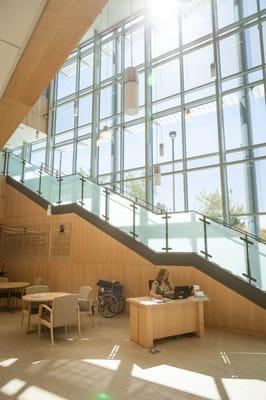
0, 378, 26, 396
18, 386, 68, 400
82, 359, 121, 371
0, 357, 18, 367
131, 364, 221, 399
222, 378, 266, 400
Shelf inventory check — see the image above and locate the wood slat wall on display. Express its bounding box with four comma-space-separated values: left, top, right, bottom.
1, 182, 266, 337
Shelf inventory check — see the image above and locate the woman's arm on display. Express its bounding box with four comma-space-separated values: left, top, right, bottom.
150, 281, 162, 299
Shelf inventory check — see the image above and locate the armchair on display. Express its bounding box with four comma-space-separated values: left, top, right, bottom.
38, 294, 81, 345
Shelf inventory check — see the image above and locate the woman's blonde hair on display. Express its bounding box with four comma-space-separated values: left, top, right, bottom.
156, 268, 170, 285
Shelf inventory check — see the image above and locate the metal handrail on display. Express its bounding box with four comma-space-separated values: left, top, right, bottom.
2, 150, 265, 246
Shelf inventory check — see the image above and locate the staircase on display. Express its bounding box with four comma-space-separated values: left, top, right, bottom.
1, 151, 265, 309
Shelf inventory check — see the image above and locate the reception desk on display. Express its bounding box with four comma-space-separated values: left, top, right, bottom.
127, 296, 209, 348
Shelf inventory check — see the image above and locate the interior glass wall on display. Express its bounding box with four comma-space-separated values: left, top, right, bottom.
46, 0, 265, 238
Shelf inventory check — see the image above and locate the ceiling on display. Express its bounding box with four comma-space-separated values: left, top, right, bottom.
0, 0, 47, 98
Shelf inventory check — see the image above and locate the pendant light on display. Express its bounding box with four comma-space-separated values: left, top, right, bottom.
154, 165, 161, 186
185, 108, 192, 121
210, 62, 216, 79
102, 125, 111, 140
124, 0, 139, 115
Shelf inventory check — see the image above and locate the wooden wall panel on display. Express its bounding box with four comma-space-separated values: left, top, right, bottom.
1, 184, 265, 337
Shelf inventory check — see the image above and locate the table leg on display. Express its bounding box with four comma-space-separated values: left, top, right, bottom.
7, 288, 11, 311
195, 302, 204, 337
26, 303, 31, 332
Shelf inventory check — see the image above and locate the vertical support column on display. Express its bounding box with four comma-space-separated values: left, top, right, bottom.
37, 166, 43, 196
199, 216, 212, 259
211, 0, 230, 223
79, 176, 85, 206
102, 187, 110, 222
130, 201, 139, 239
144, 19, 153, 206
91, 30, 101, 183
57, 176, 63, 205
240, 234, 257, 285
20, 159, 25, 184
162, 212, 172, 252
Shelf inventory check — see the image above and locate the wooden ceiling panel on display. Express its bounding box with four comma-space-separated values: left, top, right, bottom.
0, 0, 108, 149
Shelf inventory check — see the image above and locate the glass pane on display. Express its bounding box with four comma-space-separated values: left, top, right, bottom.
23, 162, 40, 193
137, 207, 166, 252
207, 219, 247, 278
154, 173, 184, 213
108, 191, 132, 236
76, 139, 91, 177
125, 26, 144, 67
83, 180, 105, 218
169, 212, 204, 253
98, 135, 112, 175
188, 168, 222, 216
55, 102, 74, 134
80, 52, 94, 90
61, 175, 81, 204
124, 177, 146, 203
182, 0, 212, 44
41, 174, 59, 204
153, 113, 182, 165
255, 160, 266, 212
186, 101, 218, 158
184, 44, 213, 90
100, 83, 121, 120
53, 144, 73, 176
151, 10, 179, 59
78, 94, 92, 126
30, 150, 46, 167
220, 27, 261, 78
249, 241, 266, 290
57, 61, 77, 99
217, 0, 239, 29
152, 58, 180, 102
7, 153, 22, 181
124, 124, 145, 170
227, 163, 251, 215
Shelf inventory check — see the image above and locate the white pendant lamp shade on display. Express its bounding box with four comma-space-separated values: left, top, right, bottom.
124, 66, 139, 115
102, 125, 111, 140
154, 165, 161, 186
159, 143, 164, 157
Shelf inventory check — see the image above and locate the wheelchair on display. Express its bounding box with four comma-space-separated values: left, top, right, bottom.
96, 279, 125, 318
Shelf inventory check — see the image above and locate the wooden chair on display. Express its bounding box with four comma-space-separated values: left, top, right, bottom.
21, 285, 49, 329
78, 286, 95, 328
38, 294, 81, 345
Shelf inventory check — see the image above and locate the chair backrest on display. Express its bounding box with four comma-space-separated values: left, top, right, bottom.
148, 280, 154, 291
0, 277, 9, 282
78, 286, 93, 300
32, 277, 43, 285
53, 294, 78, 327
26, 285, 49, 294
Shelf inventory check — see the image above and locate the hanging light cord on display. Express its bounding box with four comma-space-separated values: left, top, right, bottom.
130, 0, 133, 66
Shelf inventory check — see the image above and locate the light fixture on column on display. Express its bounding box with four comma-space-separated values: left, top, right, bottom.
185, 108, 192, 121
124, 0, 139, 115
153, 164, 161, 186
159, 143, 164, 157
102, 125, 111, 140
73, 100, 78, 117
210, 62, 216, 79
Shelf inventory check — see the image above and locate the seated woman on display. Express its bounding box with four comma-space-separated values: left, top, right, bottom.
150, 268, 174, 299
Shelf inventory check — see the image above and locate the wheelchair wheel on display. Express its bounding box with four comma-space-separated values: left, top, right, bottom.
116, 296, 125, 314
102, 294, 118, 318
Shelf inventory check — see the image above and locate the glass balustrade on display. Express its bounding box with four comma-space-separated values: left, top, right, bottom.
2, 151, 265, 291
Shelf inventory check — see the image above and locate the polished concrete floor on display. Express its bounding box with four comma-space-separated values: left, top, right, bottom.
0, 310, 265, 400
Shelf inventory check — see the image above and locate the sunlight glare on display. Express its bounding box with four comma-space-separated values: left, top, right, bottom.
222, 378, 266, 400
82, 359, 121, 371
131, 364, 221, 399
18, 386, 67, 400
149, 0, 179, 23
0, 358, 18, 367
0, 379, 26, 396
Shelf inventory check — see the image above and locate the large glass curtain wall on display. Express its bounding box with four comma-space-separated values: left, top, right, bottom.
47, 0, 266, 238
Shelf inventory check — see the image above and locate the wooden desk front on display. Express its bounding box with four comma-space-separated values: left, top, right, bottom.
127, 296, 209, 348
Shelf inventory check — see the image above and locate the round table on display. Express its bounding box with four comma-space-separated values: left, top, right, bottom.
0, 282, 30, 311
22, 292, 70, 331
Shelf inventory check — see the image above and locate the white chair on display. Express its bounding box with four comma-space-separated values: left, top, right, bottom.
78, 286, 95, 328
32, 277, 43, 285
21, 285, 49, 329
38, 294, 81, 345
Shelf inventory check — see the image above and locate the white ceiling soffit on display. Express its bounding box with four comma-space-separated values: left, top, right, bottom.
0, 0, 47, 98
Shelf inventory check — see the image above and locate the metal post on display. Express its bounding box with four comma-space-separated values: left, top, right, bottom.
169, 131, 176, 212
57, 176, 63, 205
199, 216, 212, 259
102, 187, 110, 222
130, 201, 138, 239
162, 212, 172, 252
20, 159, 25, 184
79, 176, 85, 206
37, 166, 43, 196
240, 234, 257, 285
1, 150, 7, 175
